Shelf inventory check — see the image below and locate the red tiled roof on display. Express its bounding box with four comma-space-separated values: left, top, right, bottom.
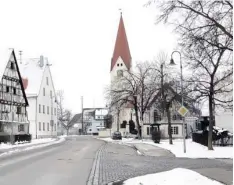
111, 14, 131, 71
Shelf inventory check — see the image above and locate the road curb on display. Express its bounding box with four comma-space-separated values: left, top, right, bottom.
87, 143, 105, 185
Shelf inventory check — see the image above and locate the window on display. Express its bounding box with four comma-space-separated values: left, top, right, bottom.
171, 126, 179, 135
89, 129, 92, 131
43, 105, 45, 114
43, 122, 45, 131
46, 77, 49, 85
39, 104, 41, 113
97, 116, 100, 119
51, 107, 53, 115
154, 111, 161, 122
50, 90, 52, 98
18, 124, 24, 132
0, 122, 4, 132
47, 106, 49, 114
47, 123, 49, 131
39, 122, 41, 131
54, 108, 56, 115
10, 62, 15, 70
13, 88, 16, 95
117, 70, 123, 77
121, 63, 123, 66
147, 127, 150, 135
117, 64, 119, 66
43, 88, 45, 96
16, 107, 21, 114
6, 86, 9, 93
54, 124, 56, 131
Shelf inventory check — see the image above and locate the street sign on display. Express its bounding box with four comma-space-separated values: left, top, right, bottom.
178, 106, 188, 117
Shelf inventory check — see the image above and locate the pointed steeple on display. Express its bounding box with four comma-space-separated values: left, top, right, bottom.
111, 12, 131, 71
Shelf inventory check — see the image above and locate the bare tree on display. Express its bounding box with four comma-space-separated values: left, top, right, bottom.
149, 0, 233, 150
106, 61, 160, 138
57, 90, 74, 135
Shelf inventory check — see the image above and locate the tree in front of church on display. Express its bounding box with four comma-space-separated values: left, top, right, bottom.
106, 61, 160, 139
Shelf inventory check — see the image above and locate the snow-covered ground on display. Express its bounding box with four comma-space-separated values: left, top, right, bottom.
0, 138, 57, 150
0, 137, 66, 157
123, 168, 224, 185
99, 137, 233, 159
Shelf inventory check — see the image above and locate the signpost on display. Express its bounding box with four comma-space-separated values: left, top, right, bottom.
178, 106, 188, 153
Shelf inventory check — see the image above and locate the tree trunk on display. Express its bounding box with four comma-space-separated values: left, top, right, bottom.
208, 93, 214, 150
135, 106, 141, 139
166, 105, 173, 145
117, 109, 120, 132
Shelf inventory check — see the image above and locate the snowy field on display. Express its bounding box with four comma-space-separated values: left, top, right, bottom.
99, 137, 233, 158
123, 168, 224, 185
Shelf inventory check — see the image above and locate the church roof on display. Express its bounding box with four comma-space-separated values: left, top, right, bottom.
111, 13, 131, 71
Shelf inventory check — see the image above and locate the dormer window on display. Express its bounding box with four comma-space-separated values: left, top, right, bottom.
117, 70, 123, 77
10, 62, 15, 70
117, 64, 119, 67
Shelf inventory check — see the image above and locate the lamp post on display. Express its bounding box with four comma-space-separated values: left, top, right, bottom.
170, 51, 186, 153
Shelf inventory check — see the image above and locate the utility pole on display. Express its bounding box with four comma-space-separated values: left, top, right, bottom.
81, 96, 83, 134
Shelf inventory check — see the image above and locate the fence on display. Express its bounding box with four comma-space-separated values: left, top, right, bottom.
213, 136, 233, 146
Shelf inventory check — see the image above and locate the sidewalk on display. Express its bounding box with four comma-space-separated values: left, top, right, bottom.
133, 143, 175, 157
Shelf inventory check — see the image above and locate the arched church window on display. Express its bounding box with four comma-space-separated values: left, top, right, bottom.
117, 70, 123, 77
117, 64, 119, 67
121, 63, 123, 66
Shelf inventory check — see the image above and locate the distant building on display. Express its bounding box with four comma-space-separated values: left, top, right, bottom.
83, 108, 108, 135
0, 49, 29, 143
19, 56, 57, 139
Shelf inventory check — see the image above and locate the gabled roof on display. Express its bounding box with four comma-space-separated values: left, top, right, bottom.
0, 48, 13, 78
0, 48, 29, 106
70, 113, 82, 124
111, 13, 131, 71
19, 57, 46, 96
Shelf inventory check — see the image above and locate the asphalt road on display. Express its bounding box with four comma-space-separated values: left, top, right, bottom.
0, 136, 104, 185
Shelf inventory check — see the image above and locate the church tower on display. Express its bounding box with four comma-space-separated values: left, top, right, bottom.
110, 12, 132, 81
110, 12, 133, 134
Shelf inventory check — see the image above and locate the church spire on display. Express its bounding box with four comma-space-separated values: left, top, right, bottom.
110, 12, 131, 71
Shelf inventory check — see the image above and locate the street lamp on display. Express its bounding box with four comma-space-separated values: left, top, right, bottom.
170, 51, 186, 153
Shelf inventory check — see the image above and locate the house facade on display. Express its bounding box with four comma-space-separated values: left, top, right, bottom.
0, 49, 29, 143
19, 56, 57, 139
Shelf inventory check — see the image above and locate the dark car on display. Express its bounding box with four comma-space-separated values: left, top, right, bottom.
112, 131, 122, 140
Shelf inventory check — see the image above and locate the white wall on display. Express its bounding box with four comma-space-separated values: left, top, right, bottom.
30, 65, 57, 139
27, 97, 37, 138
215, 112, 233, 132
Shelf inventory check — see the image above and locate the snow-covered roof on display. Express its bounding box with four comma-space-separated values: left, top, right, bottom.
0, 48, 13, 78
19, 56, 47, 96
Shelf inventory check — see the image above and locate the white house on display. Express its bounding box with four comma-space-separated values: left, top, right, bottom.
0, 49, 30, 143
19, 56, 57, 139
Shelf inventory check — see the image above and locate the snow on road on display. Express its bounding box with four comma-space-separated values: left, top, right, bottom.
123, 168, 224, 185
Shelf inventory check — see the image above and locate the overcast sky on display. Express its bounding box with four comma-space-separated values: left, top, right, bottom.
0, 0, 178, 113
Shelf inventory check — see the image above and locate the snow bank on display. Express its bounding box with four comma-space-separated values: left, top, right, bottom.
0, 138, 56, 150
123, 168, 224, 185
148, 139, 233, 159
0, 137, 65, 157
100, 137, 233, 159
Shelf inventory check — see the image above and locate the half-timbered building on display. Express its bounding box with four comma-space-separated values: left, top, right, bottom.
0, 49, 29, 143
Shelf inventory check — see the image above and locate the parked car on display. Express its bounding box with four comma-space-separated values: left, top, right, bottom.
112, 131, 122, 140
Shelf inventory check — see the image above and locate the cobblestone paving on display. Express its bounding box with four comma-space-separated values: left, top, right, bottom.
98, 142, 233, 185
